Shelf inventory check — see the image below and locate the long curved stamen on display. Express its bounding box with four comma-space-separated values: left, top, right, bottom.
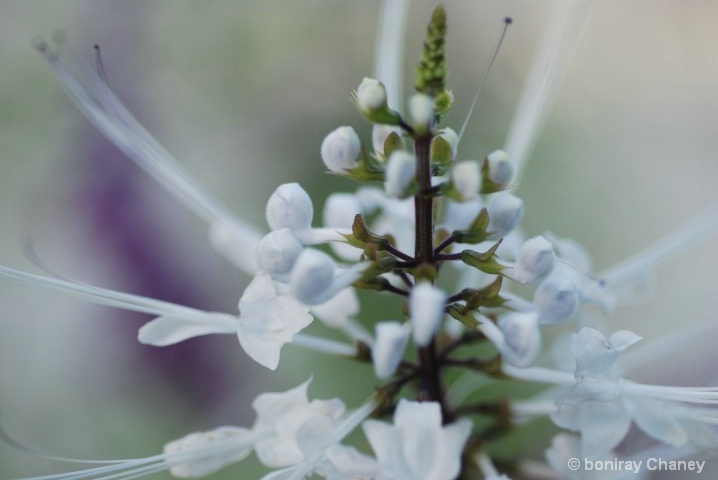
34, 41, 263, 274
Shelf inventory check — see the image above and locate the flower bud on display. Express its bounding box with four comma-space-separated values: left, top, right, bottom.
450, 161, 481, 201
266, 183, 313, 232
534, 276, 579, 325
384, 151, 416, 198
373, 321, 410, 379
357, 78, 387, 112
487, 192, 524, 237
497, 312, 541, 367
409, 282, 447, 346
481, 150, 514, 193
290, 249, 336, 305
255, 228, 303, 281
408, 93, 434, 133
320, 126, 361, 173
355, 78, 403, 125
504, 235, 555, 284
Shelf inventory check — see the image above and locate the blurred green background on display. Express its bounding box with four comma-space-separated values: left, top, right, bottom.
1, 1, 716, 478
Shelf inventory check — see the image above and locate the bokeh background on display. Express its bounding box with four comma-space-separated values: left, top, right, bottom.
1, 1, 716, 478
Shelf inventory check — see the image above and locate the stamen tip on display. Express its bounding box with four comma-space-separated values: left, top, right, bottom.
504, 17, 513, 25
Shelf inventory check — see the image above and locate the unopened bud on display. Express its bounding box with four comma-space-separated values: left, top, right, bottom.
373, 321, 410, 379
408, 93, 434, 134
357, 78, 387, 111
321, 126, 361, 173
504, 235, 555, 284
409, 282, 447, 346
482, 150, 514, 192
487, 192, 524, 238
255, 229, 303, 281
384, 151, 416, 198
450, 161, 481, 201
534, 276, 578, 325
266, 183, 314, 232
290, 249, 336, 305
498, 312, 541, 367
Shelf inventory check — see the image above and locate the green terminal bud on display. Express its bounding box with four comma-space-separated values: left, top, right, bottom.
415, 5, 448, 96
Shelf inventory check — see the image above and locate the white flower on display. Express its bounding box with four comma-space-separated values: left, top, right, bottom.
533, 276, 579, 325
236, 272, 313, 370
437, 127, 458, 159
384, 150, 416, 198
362, 400, 472, 480
409, 282, 447, 347
321, 126, 361, 173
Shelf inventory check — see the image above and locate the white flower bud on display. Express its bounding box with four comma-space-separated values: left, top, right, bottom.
320, 126, 361, 173
290, 249, 368, 305
486, 150, 514, 187
255, 228, 303, 281
372, 124, 402, 156
497, 312, 541, 367
290, 249, 336, 305
384, 151, 416, 198
450, 161, 481, 201
504, 235, 555, 284
438, 127, 458, 159
534, 276, 579, 325
487, 192, 524, 237
266, 183, 313, 232
357, 77, 387, 112
409, 283, 447, 347
408, 93, 434, 130
373, 321, 410, 379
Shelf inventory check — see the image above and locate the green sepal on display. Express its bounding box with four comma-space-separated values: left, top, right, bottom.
362, 256, 398, 279
353, 277, 392, 291
460, 240, 505, 275
347, 147, 385, 183
447, 304, 479, 329
351, 214, 389, 248
480, 157, 509, 194
383, 131, 405, 159
433, 89, 453, 123
462, 277, 507, 311
453, 208, 490, 244
431, 135, 452, 176
413, 263, 438, 282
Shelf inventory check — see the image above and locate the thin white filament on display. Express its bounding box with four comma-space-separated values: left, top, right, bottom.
504, 0, 596, 184
457, 19, 512, 152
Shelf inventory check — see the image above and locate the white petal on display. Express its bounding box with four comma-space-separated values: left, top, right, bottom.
138, 314, 238, 346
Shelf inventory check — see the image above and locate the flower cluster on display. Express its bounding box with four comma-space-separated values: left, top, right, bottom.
1, 3, 717, 480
